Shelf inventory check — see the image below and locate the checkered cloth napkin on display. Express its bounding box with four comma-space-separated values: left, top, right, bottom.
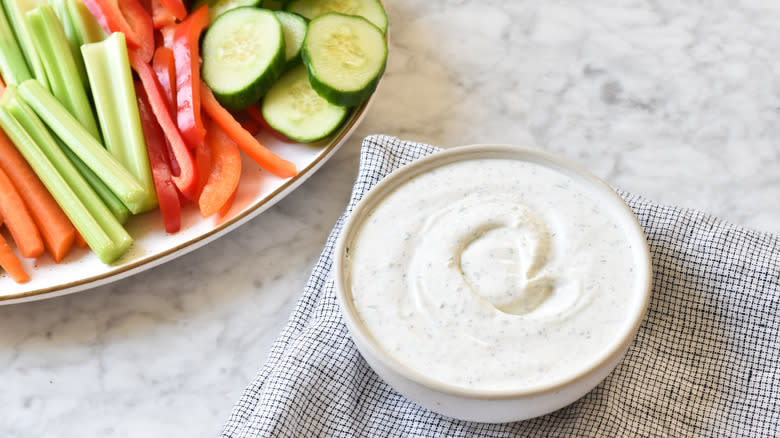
220, 135, 780, 437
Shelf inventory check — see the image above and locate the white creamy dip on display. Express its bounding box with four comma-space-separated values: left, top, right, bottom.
345, 155, 646, 392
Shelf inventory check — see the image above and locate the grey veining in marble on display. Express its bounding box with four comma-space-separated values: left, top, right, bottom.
1, 1, 779, 436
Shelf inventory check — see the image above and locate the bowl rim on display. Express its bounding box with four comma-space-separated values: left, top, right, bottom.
333, 144, 653, 400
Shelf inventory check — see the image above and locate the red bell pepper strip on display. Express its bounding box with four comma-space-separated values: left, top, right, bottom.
160, 24, 175, 49
235, 110, 261, 136
218, 190, 236, 217
166, 137, 180, 177
199, 117, 241, 218
246, 105, 293, 142
173, 5, 209, 148
194, 134, 211, 200
138, 0, 152, 15
82, 0, 110, 32
157, 0, 186, 21
83, 0, 154, 62
130, 50, 197, 199
201, 81, 297, 178
0, 77, 5, 96
151, 47, 180, 173
134, 81, 181, 233
151, 0, 176, 29
152, 46, 176, 116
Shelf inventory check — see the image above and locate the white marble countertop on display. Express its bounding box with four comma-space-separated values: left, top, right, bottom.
2, 1, 779, 436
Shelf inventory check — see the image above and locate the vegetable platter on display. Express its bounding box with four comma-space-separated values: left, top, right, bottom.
0, 0, 388, 302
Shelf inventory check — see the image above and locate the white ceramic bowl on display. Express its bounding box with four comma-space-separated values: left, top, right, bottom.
334, 145, 652, 423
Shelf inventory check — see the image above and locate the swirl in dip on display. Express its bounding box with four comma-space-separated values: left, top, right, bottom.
344, 154, 646, 392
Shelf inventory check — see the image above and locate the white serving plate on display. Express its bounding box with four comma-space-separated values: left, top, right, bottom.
0, 96, 374, 304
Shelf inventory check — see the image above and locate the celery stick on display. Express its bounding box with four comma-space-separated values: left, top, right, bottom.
66, 0, 106, 46
59, 140, 131, 224
83, 33, 157, 213
0, 97, 127, 263
48, 0, 88, 88
0, 3, 31, 85
17, 79, 149, 214
3, 95, 132, 262
2, 0, 49, 88
5, 97, 133, 262
27, 5, 100, 140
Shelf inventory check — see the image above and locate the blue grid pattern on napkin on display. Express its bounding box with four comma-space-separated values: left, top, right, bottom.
221, 135, 780, 437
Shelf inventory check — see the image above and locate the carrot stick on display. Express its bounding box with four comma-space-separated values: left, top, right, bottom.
0, 77, 5, 96
0, 128, 76, 262
0, 165, 44, 258
200, 81, 297, 178
0, 229, 29, 284
199, 118, 241, 218
75, 231, 88, 248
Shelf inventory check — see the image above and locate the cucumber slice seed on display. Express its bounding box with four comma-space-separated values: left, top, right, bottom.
201, 7, 285, 110
302, 13, 387, 107
261, 65, 348, 143
286, 0, 387, 33
274, 10, 308, 72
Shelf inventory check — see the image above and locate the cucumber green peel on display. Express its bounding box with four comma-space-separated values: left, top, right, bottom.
0, 89, 130, 264
27, 4, 101, 140
261, 65, 348, 142
286, 0, 387, 33
2, 0, 50, 88
82, 33, 157, 213
0, 3, 31, 85
275, 10, 307, 72
302, 13, 387, 107
17, 79, 150, 215
201, 7, 285, 110
192, 0, 260, 23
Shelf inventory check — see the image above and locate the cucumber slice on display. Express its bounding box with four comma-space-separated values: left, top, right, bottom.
192, 0, 261, 22
201, 7, 285, 110
302, 13, 386, 107
286, 0, 386, 33
275, 10, 307, 72
261, 65, 348, 143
